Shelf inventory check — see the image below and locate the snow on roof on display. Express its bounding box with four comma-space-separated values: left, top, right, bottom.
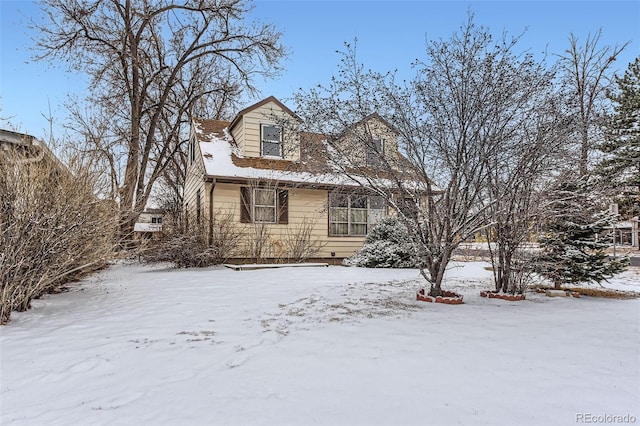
134, 223, 162, 233
196, 121, 369, 188
193, 119, 433, 191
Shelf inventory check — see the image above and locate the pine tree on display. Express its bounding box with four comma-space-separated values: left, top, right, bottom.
598, 56, 640, 218
535, 180, 627, 289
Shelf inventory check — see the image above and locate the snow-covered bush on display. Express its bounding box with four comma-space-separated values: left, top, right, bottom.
345, 217, 417, 268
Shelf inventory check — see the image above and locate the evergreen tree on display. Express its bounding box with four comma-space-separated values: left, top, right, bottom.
535, 180, 627, 289
598, 57, 640, 218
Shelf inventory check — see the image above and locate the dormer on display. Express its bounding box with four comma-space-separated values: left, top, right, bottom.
333, 113, 401, 169
227, 96, 301, 161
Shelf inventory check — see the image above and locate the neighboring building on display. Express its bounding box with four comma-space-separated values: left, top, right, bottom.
184, 96, 417, 262
0, 129, 59, 165
611, 218, 639, 248
133, 208, 166, 240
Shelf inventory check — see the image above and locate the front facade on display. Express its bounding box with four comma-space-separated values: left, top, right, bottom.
184, 97, 407, 262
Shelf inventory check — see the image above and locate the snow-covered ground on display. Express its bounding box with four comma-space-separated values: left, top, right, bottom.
1, 262, 638, 426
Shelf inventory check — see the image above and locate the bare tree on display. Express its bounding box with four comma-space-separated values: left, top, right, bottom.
295, 17, 555, 297
151, 67, 244, 228
478, 58, 569, 294
482, 105, 568, 294
35, 0, 286, 246
557, 30, 629, 176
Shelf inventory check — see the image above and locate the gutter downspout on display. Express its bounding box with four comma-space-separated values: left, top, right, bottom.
206, 177, 216, 246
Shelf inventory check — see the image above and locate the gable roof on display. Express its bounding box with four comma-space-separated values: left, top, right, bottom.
193, 117, 343, 187
340, 112, 400, 137
0, 128, 66, 170
228, 96, 301, 132
192, 118, 231, 140
192, 117, 434, 192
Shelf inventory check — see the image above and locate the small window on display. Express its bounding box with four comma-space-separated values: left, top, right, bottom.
368, 196, 386, 226
261, 124, 282, 157
196, 189, 201, 224
329, 194, 349, 236
151, 217, 163, 224
366, 138, 383, 166
189, 136, 196, 164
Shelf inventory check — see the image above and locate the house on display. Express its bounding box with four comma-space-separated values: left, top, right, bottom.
184, 96, 419, 262
610, 218, 639, 248
133, 208, 166, 240
0, 128, 59, 165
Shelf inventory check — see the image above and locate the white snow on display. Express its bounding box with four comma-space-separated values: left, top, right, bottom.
133, 223, 162, 232
1, 262, 638, 426
194, 121, 433, 191
196, 123, 355, 186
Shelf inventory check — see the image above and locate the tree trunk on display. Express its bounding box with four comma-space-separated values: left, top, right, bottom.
119, 211, 137, 250
426, 250, 453, 297
580, 126, 589, 176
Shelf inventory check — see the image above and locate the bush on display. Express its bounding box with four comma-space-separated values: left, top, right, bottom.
139, 211, 241, 267
345, 217, 417, 268
1, 152, 116, 324
140, 229, 218, 268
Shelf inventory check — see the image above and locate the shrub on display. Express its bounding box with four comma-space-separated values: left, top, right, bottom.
140, 211, 241, 267
1, 152, 116, 324
345, 217, 417, 268
282, 217, 325, 263
140, 228, 218, 268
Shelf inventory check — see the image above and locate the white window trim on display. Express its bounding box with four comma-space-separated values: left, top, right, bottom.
329, 194, 386, 236
261, 124, 282, 158
253, 188, 277, 223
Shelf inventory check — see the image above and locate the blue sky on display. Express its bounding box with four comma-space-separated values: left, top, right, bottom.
1, 0, 639, 140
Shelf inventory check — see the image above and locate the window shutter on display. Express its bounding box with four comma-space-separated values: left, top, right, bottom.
277, 189, 289, 224
240, 187, 252, 223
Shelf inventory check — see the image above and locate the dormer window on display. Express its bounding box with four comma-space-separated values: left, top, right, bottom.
366, 138, 383, 166
261, 124, 282, 157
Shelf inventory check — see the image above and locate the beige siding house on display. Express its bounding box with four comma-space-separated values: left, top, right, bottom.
184, 96, 409, 262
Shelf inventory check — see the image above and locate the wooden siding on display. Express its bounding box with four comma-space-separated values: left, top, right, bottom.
183, 132, 206, 222
335, 116, 401, 168
211, 183, 365, 259
231, 101, 301, 161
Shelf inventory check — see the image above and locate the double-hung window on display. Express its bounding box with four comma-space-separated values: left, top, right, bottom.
329, 194, 386, 236
240, 187, 289, 224
261, 124, 282, 157
254, 189, 277, 223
